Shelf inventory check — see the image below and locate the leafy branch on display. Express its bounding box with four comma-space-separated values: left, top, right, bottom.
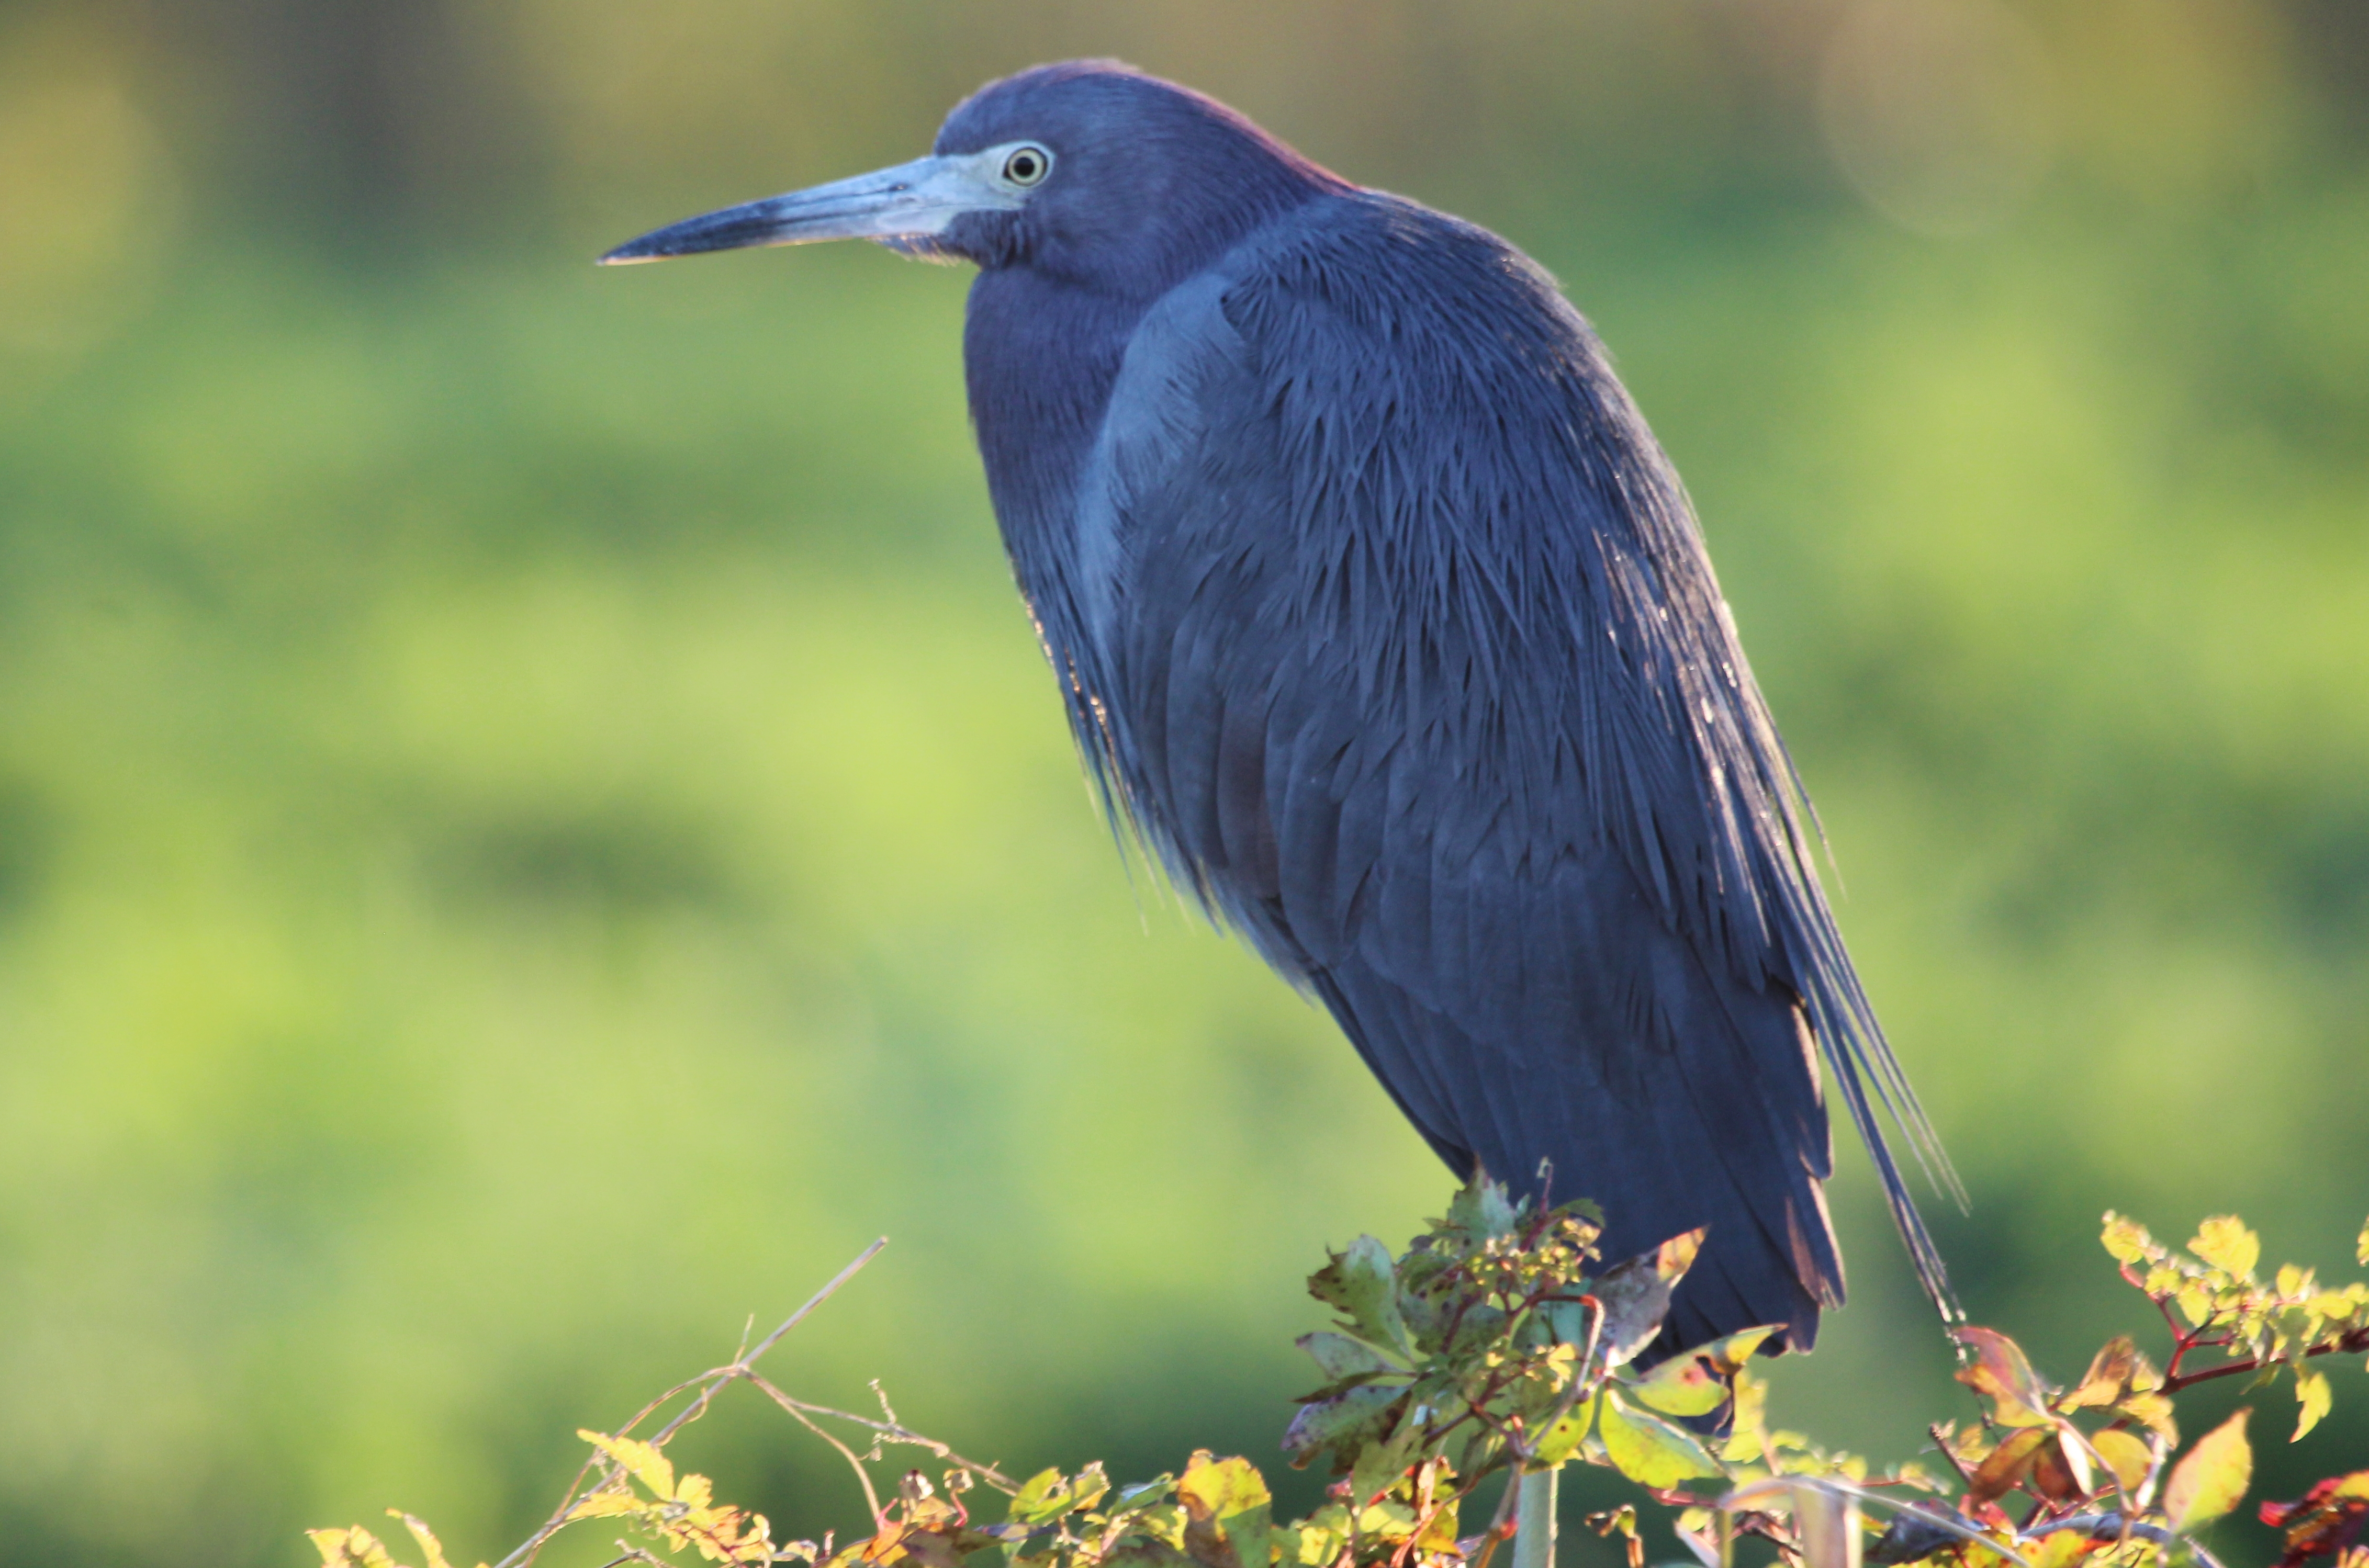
2104, 1214, 2369, 1415
311, 1194, 2369, 1568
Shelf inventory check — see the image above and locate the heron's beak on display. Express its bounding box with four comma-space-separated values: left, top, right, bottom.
598, 151, 1020, 264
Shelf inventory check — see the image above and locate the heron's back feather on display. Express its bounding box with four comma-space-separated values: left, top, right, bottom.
978, 188, 1955, 1350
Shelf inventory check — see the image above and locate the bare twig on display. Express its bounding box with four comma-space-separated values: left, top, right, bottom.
772, 1386, 889, 1526
1923, 1423, 1979, 1490
490, 1240, 890, 1568
744, 1242, 891, 1371
743, 1370, 1017, 1493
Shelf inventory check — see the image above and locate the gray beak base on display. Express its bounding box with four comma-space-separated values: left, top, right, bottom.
598, 151, 1021, 265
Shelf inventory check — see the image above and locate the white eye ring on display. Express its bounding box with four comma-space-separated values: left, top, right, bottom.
1000, 144, 1052, 187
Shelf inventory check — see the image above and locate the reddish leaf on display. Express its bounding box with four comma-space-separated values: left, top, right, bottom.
2028, 1429, 2093, 1505
1952, 1327, 2053, 1428
1968, 1427, 2053, 1504
2260, 1471, 2369, 1568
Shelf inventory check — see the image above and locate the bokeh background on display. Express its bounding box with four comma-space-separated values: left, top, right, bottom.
2, 1, 2364, 1564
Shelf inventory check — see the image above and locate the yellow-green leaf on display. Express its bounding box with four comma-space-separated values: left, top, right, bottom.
2115, 1391, 2179, 1446
1629, 1327, 1777, 1417
2025, 1529, 2092, 1568
389, 1513, 479, 1568
2062, 1336, 2137, 1409
566, 1494, 641, 1522
1178, 1454, 1270, 1521
1597, 1389, 1723, 1488
580, 1430, 677, 1501
2190, 1217, 2260, 1279
1179, 1452, 1271, 1568
2293, 1370, 2332, 1441
2089, 1429, 2152, 1495
1719, 1372, 1771, 1467
1413, 1494, 1459, 1552
1530, 1391, 1598, 1468
2164, 1409, 2252, 1531
1007, 1464, 1108, 1526
309, 1528, 399, 1568
2102, 1214, 2152, 1266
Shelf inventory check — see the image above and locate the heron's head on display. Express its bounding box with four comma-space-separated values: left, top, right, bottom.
600, 61, 1344, 300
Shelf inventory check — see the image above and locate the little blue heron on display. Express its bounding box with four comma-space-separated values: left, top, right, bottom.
603, 60, 1957, 1352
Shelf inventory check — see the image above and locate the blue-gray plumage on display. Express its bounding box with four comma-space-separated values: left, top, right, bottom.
604, 60, 1959, 1352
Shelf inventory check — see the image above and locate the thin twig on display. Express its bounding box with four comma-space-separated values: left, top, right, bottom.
491, 1240, 890, 1568
744, 1241, 891, 1371
1924, 1424, 1974, 1488
773, 1396, 888, 1526
743, 1369, 1017, 1492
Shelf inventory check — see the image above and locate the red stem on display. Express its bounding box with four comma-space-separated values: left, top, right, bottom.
2159, 1327, 2369, 1394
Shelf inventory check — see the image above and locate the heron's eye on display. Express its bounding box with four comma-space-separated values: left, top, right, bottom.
1001, 145, 1051, 187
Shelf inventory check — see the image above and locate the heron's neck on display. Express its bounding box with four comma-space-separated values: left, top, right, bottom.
963, 270, 1144, 657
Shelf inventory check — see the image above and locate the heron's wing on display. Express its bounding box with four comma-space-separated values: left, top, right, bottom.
1076, 197, 1952, 1349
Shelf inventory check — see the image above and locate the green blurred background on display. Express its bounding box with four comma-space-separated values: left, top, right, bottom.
1, 1, 2364, 1563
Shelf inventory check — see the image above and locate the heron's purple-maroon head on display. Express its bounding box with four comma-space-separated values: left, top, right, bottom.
599, 61, 1344, 302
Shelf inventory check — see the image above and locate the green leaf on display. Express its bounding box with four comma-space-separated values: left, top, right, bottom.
1113, 1477, 1177, 1513
1296, 1330, 1397, 1382
1309, 1236, 1416, 1360
1529, 1390, 1599, 1468
1281, 1384, 1400, 1467
2164, 1409, 2252, 1531
1627, 1327, 1778, 1417
2294, 1371, 2332, 1442
1347, 1418, 1421, 1510
1593, 1229, 1705, 1367
1446, 1179, 1521, 1240
1595, 1388, 1723, 1488
2190, 1217, 2260, 1279
1008, 1466, 1107, 1527
1178, 1453, 1271, 1568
